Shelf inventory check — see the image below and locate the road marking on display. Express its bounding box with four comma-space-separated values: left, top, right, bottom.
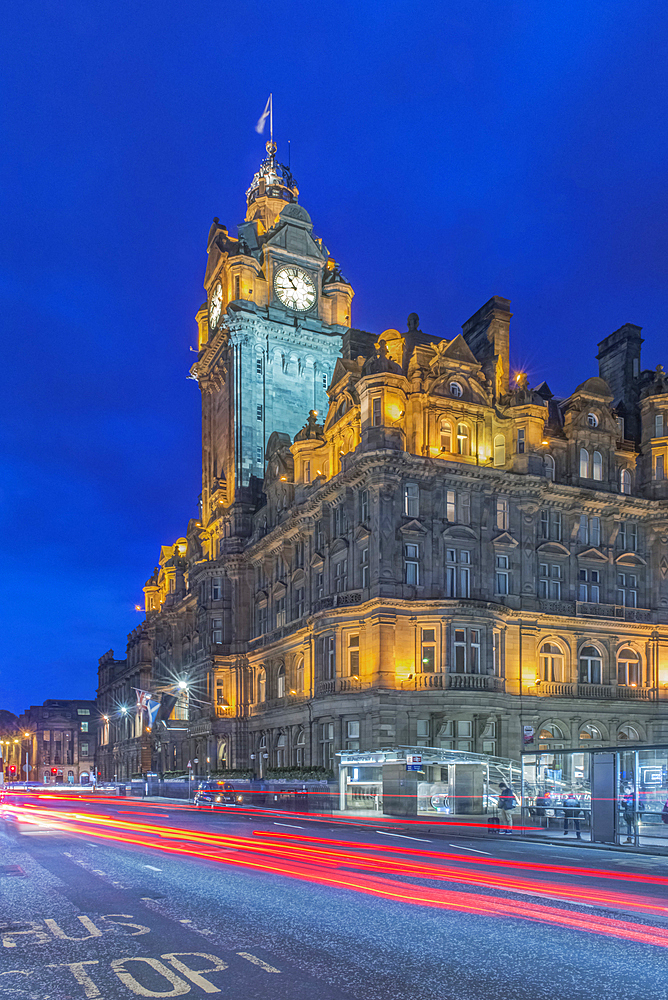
86, 842, 100, 848
142, 865, 162, 872
448, 844, 492, 855
237, 952, 281, 973
375, 831, 431, 842
273, 822, 304, 829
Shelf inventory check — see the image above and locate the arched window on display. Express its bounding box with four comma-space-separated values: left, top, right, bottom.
258, 668, 266, 703
440, 418, 453, 453
579, 645, 602, 685
456, 423, 470, 456
587, 412, 599, 428
618, 724, 640, 742
218, 740, 228, 769
620, 468, 631, 494
544, 454, 555, 481
276, 732, 286, 767
580, 448, 590, 478
295, 726, 306, 766
450, 381, 463, 398
539, 642, 565, 682
493, 434, 506, 468
592, 450, 603, 481
277, 664, 286, 699
617, 648, 641, 687
538, 722, 565, 740
579, 723, 602, 740
295, 656, 304, 694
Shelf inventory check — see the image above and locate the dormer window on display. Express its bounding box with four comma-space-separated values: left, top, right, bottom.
587, 413, 599, 428
449, 382, 463, 398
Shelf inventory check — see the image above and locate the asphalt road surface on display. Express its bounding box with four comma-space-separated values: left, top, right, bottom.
1, 794, 668, 999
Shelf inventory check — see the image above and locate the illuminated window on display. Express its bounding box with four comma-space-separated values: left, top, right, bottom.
348, 634, 360, 676
258, 669, 266, 703
496, 498, 509, 530
592, 451, 603, 481
456, 423, 470, 456
580, 448, 590, 478
277, 665, 286, 699
440, 419, 453, 452
539, 642, 565, 682
421, 628, 436, 673
617, 648, 641, 687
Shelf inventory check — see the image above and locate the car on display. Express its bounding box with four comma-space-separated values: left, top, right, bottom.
193, 780, 244, 809
0, 790, 61, 837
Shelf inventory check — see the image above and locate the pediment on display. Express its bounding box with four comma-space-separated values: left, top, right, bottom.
355, 524, 371, 542
271, 581, 287, 599
440, 334, 478, 364
330, 537, 349, 556
492, 531, 519, 548
399, 519, 427, 536
615, 552, 647, 567
310, 552, 324, 570
264, 224, 324, 261
577, 547, 608, 563
536, 541, 570, 557
442, 524, 477, 541
291, 569, 306, 586
255, 590, 268, 607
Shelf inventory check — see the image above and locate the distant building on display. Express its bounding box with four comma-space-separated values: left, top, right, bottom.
98, 143, 668, 779
19, 699, 97, 784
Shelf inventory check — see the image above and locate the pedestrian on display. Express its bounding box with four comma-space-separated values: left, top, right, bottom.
661, 798, 668, 826
620, 790, 635, 844
497, 784, 517, 834
562, 791, 582, 839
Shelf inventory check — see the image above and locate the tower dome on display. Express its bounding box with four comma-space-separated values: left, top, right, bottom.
245, 142, 299, 230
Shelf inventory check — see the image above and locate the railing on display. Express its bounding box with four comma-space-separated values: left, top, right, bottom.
534, 681, 657, 700
614, 686, 656, 700
214, 706, 235, 717
576, 683, 613, 699
415, 672, 446, 690
534, 681, 575, 697
314, 592, 363, 613
447, 674, 505, 691
576, 602, 654, 623
315, 677, 366, 696
538, 600, 576, 616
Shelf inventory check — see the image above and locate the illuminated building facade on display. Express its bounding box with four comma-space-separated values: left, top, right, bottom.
18, 699, 97, 784
98, 145, 668, 777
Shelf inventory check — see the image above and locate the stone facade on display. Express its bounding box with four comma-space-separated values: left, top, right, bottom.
97, 146, 668, 778
18, 699, 97, 784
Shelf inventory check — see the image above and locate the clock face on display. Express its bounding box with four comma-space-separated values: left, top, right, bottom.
274, 266, 317, 312
209, 281, 223, 329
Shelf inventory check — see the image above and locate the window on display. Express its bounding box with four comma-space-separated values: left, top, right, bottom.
275, 596, 286, 627
416, 719, 430, 747
295, 657, 304, 694
617, 521, 638, 551
451, 629, 482, 674
325, 636, 336, 679
459, 492, 471, 525
618, 724, 640, 741
590, 516, 601, 547
633, 358, 639, 377
592, 451, 602, 481
361, 547, 369, 588
579, 645, 602, 685
617, 416, 625, 439
470, 629, 481, 673
403, 482, 419, 517
587, 413, 599, 428
293, 587, 305, 620
655, 413, 664, 438
617, 648, 641, 687
539, 563, 561, 600
620, 468, 631, 494
334, 559, 348, 593
493, 435, 505, 467
294, 540, 304, 568
277, 665, 286, 699
405, 544, 419, 585
449, 381, 463, 398
212, 578, 221, 600
77, 709, 90, 716
360, 489, 369, 522
256, 357, 263, 377
495, 554, 509, 595
496, 498, 509, 531
655, 455, 665, 481
445, 549, 470, 598
544, 454, 555, 481
346, 720, 360, 751
539, 508, 561, 541
275, 732, 286, 767
295, 726, 305, 766
517, 428, 525, 454
421, 628, 436, 672
578, 569, 600, 603
256, 603, 267, 636
80, 743, 89, 757
372, 397, 382, 426
348, 634, 360, 676
579, 724, 602, 741
256, 404, 263, 421
440, 419, 453, 453
322, 372, 328, 390
456, 423, 470, 456
578, 514, 588, 544
304, 461, 311, 484
216, 680, 225, 706
445, 489, 456, 522
257, 670, 266, 703
316, 572, 324, 599
453, 629, 467, 673
211, 617, 223, 643
80, 722, 88, 733
580, 448, 590, 478
316, 520, 324, 550
616, 572, 637, 608
256, 446, 263, 466
321, 722, 335, 768
492, 630, 504, 677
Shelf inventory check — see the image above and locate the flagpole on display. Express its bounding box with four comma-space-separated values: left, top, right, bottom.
270, 92, 273, 144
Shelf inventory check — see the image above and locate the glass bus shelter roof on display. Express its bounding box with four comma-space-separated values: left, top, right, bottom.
337, 746, 520, 769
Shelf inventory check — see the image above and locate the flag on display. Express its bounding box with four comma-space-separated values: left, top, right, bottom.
134, 688, 152, 715
156, 693, 178, 724
255, 94, 272, 134
147, 700, 161, 729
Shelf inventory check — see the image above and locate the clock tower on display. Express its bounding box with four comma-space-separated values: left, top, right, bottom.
192, 142, 354, 535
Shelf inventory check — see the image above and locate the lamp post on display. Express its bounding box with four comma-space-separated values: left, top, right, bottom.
23, 732, 31, 784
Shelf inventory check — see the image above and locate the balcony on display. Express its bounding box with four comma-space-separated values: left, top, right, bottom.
533, 681, 657, 701
447, 674, 505, 692
576, 602, 654, 623
314, 591, 363, 613
315, 677, 367, 697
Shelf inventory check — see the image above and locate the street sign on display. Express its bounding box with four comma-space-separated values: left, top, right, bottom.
22, 764, 32, 773
406, 754, 422, 771
193, 758, 199, 763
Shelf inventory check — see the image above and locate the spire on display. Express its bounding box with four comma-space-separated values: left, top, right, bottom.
245, 141, 299, 230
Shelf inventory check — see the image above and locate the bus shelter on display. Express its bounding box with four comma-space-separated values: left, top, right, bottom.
521, 744, 668, 848
337, 746, 521, 820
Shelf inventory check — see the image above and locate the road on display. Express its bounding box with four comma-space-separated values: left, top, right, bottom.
1, 793, 668, 999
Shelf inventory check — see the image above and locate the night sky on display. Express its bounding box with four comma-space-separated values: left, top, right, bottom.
2, 2, 667, 714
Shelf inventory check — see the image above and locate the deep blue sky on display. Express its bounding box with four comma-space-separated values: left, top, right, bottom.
2, 2, 667, 714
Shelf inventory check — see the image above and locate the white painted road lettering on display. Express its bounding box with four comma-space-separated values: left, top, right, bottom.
112, 955, 191, 996
236, 952, 281, 973
47, 960, 102, 999
162, 953, 229, 993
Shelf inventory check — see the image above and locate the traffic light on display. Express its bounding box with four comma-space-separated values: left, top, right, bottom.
9, 765, 16, 778
51, 768, 58, 776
